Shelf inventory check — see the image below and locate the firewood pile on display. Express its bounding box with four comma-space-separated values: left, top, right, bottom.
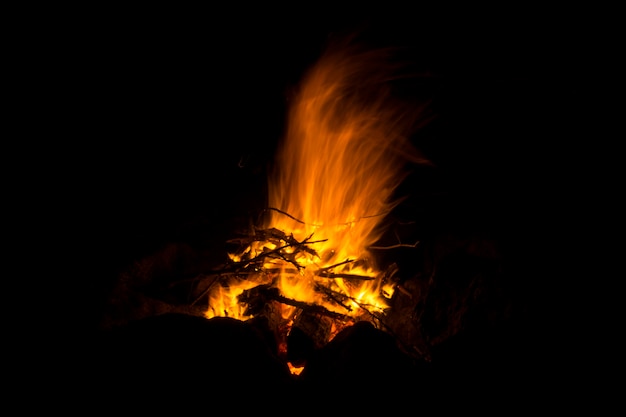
97, 33, 526, 378
100, 207, 517, 370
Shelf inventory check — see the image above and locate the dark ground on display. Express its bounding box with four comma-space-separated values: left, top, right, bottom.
23, 5, 606, 410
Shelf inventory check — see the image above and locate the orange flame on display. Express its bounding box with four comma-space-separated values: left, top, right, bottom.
205, 39, 426, 336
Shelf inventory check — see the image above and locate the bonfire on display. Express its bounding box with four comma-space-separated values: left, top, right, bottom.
101, 36, 513, 378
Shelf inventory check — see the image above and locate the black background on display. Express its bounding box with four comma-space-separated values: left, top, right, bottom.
68, 8, 564, 328
22, 4, 607, 405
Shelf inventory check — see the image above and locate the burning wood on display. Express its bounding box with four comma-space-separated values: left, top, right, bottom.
174, 38, 440, 360
98, 35, 520, 378
184, 219, 404, 352
238, 284, 350, 321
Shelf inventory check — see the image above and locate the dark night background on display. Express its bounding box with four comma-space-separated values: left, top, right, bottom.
22, 4, 609, 410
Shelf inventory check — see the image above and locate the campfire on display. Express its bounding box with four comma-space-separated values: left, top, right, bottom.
189, 38, 432, 371
100, 34, 519, 389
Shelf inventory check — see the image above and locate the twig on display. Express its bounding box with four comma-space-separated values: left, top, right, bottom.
317, 259, 355, 272
265, 207, 391, 228
265, 207, 310, 225
369, 240, 420, 250
190, 276, 221, 306
317, 272, 375, 280
314, 284, 354, 312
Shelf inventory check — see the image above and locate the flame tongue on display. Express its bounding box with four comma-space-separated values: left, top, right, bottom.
206, 40, 424, 342
266, 42, 421, 299
270, 44, 419, 248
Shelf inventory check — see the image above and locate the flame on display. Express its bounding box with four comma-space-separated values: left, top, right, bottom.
205, 39, 426, 342
287, 362, 305, 376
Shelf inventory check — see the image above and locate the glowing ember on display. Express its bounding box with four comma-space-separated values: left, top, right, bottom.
287, 363, 304, 376
204, 38, 427, 352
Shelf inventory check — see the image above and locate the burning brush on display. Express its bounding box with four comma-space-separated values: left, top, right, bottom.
192, 212, 404, 365
98, 34, 519, 383
187, 37, 433, 368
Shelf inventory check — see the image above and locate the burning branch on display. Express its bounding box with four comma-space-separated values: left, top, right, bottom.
315, 259, 375, 280
316, 272, 374, 280
264, 207, 309, 225
238, 285, 353, 322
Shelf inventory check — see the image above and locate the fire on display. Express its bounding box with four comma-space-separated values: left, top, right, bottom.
204, 38, 427, 351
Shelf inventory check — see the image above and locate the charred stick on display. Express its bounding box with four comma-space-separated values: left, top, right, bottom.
317, 259, 355, 272
189, 270, 271, 306
239, 285, 350, 321
264, 207, 313, 226
265, 251, 305, 271
316, 272, 374, 280
274, 295, 348, 320
314, 284, 354, 312
190, 276, 221, 306
369, 240, 420, 250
